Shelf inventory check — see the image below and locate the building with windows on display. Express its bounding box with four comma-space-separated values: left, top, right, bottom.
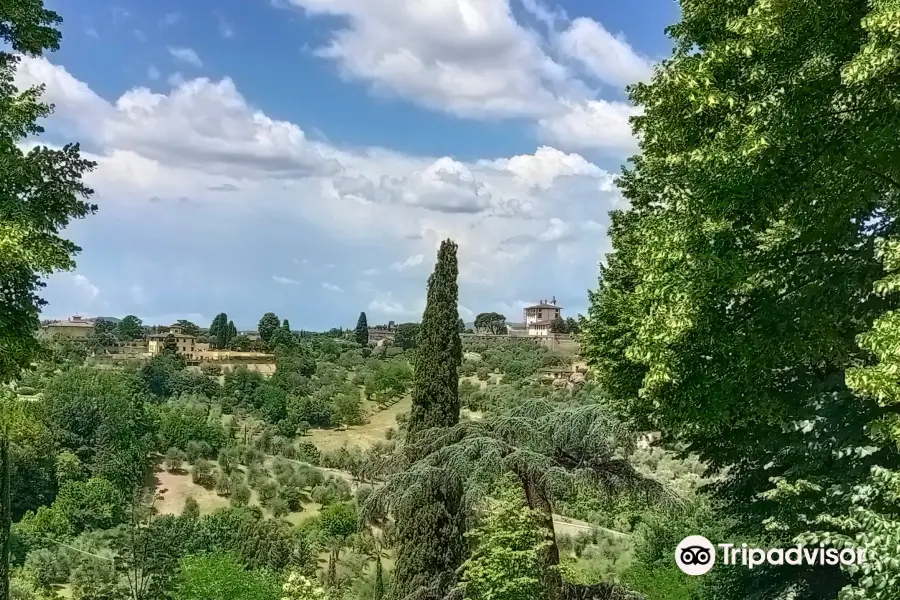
523, 297, 562, 336
41, 315, 95, 339
147, 323, 209, 358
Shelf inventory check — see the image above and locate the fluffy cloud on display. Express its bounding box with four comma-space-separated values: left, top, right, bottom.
281, 0, 651, 155
557, 17, 653, 87
285, 0, 573, 119
18, 56, 616, 326
538, 99, 640, 152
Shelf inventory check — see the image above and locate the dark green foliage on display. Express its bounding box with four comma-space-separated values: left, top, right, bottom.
257, 313, 280, 345
192, 506, 297, 571
183, 496, 200, 520
209, 313, 230, 349
458, 496, 550, 600
549, 317, 567, 334
38, 477, 126, 536
270, 349, 316, 395
282, 319, 291, 332
173, 552, 280, 600
386, 469, 465, 600
224, 366, 265, 407
408, 240, 462, 438
374, 555, 385, 600
269, 327, 297, 352
382, 241, 466, 600
141, 352, 197, 398
320, 502, 358, 540
473, 312, 506, 335
153, 398, 228, 458
117, 315, 143, 341
163, 334, 179, 354
40, 368, 151, 492
462, 339, 564, 379
175, 320, 201, 337
392, 323, 420, 351
0, 436, 9, 599
6, 400, 55, 520
364, 359, 413, 406
0, 0, 96, 385
579, 1, 900, 598
355, 312, 369, 346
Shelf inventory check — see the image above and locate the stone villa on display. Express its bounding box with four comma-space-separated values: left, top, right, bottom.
523, 297, 562, 336
41, 315, 95, 339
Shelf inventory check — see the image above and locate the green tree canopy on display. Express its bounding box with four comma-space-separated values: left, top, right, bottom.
549, 317, 567, 334
173, 552, 280, 600
582, 1, 900, 598
209, 313, 228, 349
408, 240, 462, 438
385, 240, 465, 600
117, 315, 144, 341
458, 497, 550, 600
175, 320, 200, 337
473, 312, 506, 335
257, 313, 280, 345
0, 0, 96, 385
392, 322, 420, 351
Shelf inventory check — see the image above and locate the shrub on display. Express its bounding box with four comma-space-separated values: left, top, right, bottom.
215, 468, 232, 496
270, 497, 290, 518
258, 480, 279, 506
191, 459, 214, 487
183, 496, 200, 519
164, 447, 185, 473
296, 442, 320, 465
231, 484, 251, 506
201, 363, 222, 376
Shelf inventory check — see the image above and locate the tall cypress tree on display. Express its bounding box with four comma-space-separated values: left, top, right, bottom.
388, 240, 465, 600
209, 313, 228, 348
355, 312, 369, 347
226, 320, 237, 347
407, 240, 462, 438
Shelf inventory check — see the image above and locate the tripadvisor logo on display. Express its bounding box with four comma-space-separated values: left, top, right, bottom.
675, 536, 867, 576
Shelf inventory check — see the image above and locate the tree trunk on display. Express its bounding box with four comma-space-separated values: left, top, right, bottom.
328, 547, 339, 588
521, 475, 561, 600
373, 556, 385, 600
0, 436, 10, 600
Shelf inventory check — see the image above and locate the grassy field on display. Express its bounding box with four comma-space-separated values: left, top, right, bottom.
306, 396, 412, 452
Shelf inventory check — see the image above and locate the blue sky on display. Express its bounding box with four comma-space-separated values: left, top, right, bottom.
23, 0, 679, 329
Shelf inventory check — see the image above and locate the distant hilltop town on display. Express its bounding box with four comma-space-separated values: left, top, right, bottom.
41, 295, 579, 353
40, 315, 272, 366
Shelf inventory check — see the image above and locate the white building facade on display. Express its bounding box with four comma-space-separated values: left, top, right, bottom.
523, 297, 562, 336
